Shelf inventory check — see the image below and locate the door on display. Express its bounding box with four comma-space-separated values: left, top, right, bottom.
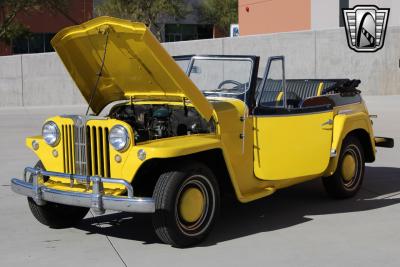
253, 56, 333, 180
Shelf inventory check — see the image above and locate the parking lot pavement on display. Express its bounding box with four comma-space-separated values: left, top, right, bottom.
1, 96, 399, 267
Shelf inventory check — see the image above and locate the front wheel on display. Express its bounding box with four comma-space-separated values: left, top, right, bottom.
323, 136, 365, 198
27, 161, 89, 228
152, 161, 220, 247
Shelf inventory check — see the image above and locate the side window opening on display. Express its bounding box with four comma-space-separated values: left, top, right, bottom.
257, 56, 288, 109
255, 56, 336, 115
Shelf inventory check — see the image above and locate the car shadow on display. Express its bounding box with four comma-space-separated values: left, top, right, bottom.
75, 166, 400, 246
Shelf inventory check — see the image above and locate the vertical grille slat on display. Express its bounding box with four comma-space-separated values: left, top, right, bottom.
68, 125, 74, 173
81, 125, 87, 174
62, 118, 111, 178
86, 125, 92, 176
64, 125, 69, 173
65, 125, 71, 173
104, 128, 110, 178
91, 126, 96, 175
92, 126, 98, 175
98, 127, 104, 177
62, 125, 67, 173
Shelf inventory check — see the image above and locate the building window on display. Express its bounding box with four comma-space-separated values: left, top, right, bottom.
12, 33, 56, 54
165, 24, 213, 42
339, 0, 349, 27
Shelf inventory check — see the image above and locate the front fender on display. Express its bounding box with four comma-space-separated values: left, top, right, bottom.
122, 135, 222, 182
26, 135, 65, 173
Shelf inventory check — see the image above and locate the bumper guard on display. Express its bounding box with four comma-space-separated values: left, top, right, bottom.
11, 167, 155, 215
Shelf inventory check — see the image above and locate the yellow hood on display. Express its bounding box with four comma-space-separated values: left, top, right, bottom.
51, 16, 213, 120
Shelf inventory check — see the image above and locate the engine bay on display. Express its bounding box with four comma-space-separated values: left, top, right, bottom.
109, 103, 215, 143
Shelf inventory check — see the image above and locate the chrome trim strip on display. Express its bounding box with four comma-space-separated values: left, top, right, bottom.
61, 115, 108, 121
72, 116, 87, 176
337, 109, 353, 115
11, 167, 155, 214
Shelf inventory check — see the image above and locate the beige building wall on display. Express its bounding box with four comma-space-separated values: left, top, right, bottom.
238, 0, 311, 36
311, 0, 340, 30
239, 0, 399, 36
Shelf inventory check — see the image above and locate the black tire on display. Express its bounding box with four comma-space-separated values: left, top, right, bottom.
27, 161, 89, 228
152, 161, 220, 247
323, 136, 365, 199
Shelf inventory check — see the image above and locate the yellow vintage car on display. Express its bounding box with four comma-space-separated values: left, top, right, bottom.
11, 17, 394, 247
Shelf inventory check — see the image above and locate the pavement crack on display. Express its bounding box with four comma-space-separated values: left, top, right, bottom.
89, 211, 128, 267
105, 234, 128, 267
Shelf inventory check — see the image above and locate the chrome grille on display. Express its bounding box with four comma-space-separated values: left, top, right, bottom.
73, 122, 87, 176
62, 124, 74, 174
61, 117, 111, 178
86, 126, 111, 177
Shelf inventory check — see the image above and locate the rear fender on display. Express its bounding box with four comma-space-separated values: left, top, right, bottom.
324, 112, 375, 176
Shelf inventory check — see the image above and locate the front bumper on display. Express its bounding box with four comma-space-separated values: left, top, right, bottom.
11, 167, 155, 215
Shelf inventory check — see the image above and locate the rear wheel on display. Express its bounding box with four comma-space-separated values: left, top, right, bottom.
152, 161, 220, 247
27, 161, 89, 228
323, 136, 365, 198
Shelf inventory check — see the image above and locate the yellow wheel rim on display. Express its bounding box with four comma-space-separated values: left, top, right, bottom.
342, 154, 356, 182
179, 187, 205, 223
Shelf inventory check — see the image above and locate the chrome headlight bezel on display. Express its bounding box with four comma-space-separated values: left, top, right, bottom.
42, 121, 60, 147
109, 125, 130, 152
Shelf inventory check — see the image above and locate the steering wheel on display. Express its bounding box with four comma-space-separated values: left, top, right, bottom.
217, 79, 242, 89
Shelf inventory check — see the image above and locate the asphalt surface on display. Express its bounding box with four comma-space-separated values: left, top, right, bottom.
1, 96, 399, 267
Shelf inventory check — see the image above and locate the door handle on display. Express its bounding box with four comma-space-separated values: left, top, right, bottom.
321, 119, 333, 127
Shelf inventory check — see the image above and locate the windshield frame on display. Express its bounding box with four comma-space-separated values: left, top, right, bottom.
187, 55, 256, 93
174, 54, 260, 111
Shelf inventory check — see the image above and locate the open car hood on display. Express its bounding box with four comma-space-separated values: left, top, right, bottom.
51, 16, 213, 120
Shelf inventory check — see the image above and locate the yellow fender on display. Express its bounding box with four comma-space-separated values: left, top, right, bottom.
324, 112, 375, 176
122, 136, 222, 182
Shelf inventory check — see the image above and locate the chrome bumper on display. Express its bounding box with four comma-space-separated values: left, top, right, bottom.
11, 167, 155, 215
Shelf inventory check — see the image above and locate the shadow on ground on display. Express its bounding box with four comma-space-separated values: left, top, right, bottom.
76, 166, 400, 246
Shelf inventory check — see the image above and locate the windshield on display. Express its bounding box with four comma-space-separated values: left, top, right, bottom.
187, 56, 254, 96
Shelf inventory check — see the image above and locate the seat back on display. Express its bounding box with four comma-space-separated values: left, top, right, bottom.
258, 79, 284, 105
257, 79, 348, 107
286, 80, 321, 99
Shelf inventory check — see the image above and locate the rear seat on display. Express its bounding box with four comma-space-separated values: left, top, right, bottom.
258, 79, 283, 105
259, 79, 343, 107
286, 80, 321, 99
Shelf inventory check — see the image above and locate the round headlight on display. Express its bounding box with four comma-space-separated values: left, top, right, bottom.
42, 121, 60, 146
109, 125, 130, 151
